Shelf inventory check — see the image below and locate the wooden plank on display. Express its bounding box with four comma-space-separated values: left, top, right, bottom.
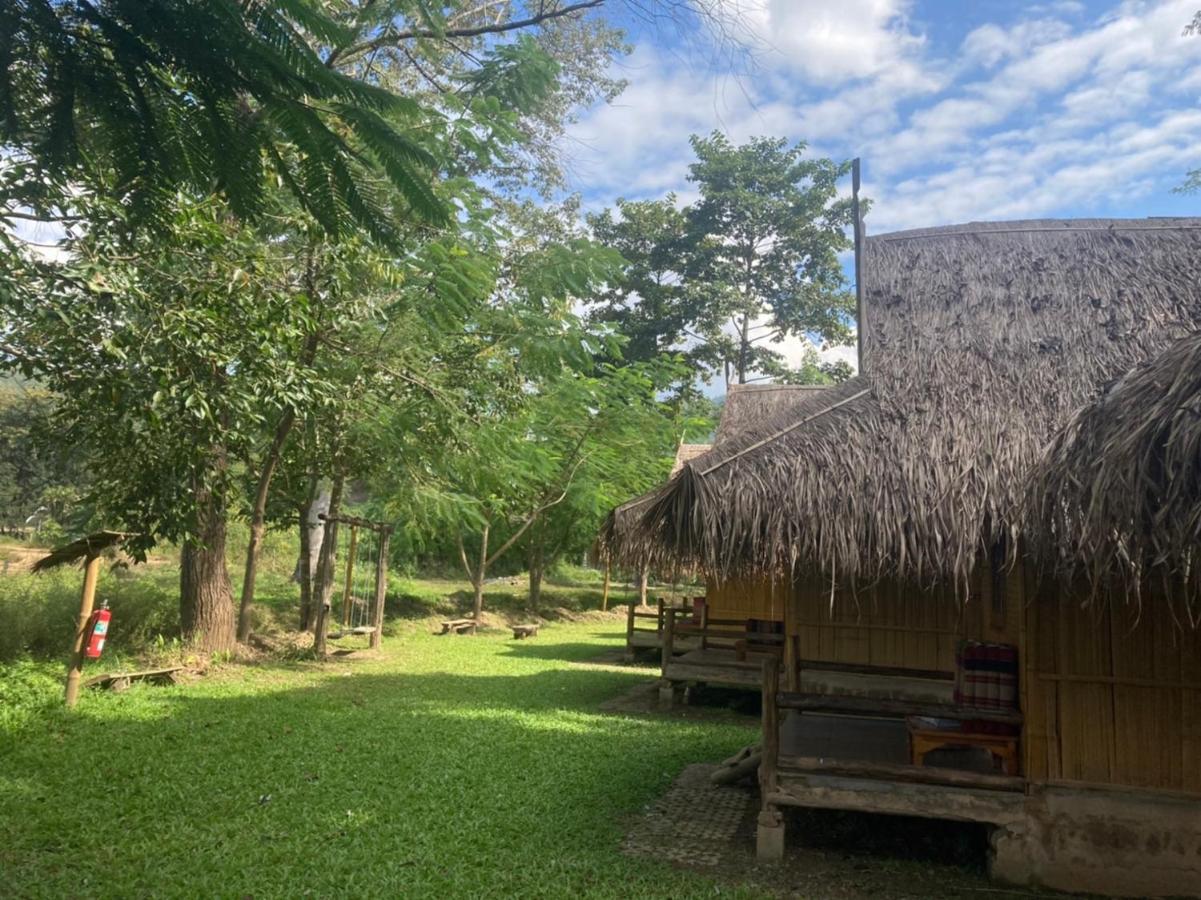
777, 690, 1024, 725
777, 755, 1024, 792
798, 659, 952, 681
761, 659, 779, 798
664, 662, 764, 687
766, 777, 1026, 826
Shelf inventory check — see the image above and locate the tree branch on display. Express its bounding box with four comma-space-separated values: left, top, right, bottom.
328, 0, 604, 68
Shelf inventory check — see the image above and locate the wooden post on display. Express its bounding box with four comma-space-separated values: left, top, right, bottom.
659, 608, 677, 707
369, 527, 391, 651
340, 525, 359, 626
626, 601, 636, 643
757, 656, 785, 860
783, 583, 799, 692
699, 599, 709, 651
601, 561, 611, 612
64, 554, 102, 708
661, 607, 676, 675
656, 597, 665, 633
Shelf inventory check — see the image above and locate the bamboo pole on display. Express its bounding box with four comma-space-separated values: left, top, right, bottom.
64, 554, 102, 708
340, 525, 359, 626
369, 527, 392, 651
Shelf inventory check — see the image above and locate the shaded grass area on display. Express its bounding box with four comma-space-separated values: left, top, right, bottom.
0, 623, 760, 899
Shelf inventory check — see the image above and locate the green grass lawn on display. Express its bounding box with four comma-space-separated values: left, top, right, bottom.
0, 620, 760, 899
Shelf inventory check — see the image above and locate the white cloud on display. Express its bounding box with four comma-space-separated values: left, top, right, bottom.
567, 0, 1201, 274
738, 0, 927, 85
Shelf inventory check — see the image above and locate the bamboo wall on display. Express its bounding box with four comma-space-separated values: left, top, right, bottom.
788, 565, 1022, 672
706, 576, 785, 622
1022, 570, 1201, 794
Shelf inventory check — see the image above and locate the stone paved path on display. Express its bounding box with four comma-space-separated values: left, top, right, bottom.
623, 764, 752, 867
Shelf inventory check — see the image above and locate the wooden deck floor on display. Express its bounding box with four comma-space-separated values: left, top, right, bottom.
664, 647, 775, 689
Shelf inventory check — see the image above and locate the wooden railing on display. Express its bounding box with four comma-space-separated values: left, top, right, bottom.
759, 658, 1025, 804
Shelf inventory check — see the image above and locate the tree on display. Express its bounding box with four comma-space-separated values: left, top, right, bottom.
585, 197, 705, 392
1, 0, 453, 239
585, 134, 857, 391
686, 133, 855, 386
0, 384, 86, 533
1, 196, 340, 652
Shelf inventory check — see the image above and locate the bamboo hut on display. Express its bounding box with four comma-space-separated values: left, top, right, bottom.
605, 219, 1201, 896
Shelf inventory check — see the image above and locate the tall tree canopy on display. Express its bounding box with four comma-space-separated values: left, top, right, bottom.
585, 133, 857, 391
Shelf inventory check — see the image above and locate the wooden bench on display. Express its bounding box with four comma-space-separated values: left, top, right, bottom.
85, 666, 184, 692
511, 623, 540, 640
439, 618, 478, 635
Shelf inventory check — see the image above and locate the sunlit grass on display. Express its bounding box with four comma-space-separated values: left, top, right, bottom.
0, 621, 759, 899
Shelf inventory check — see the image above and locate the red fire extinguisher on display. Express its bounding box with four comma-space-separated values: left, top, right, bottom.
85, 601, 111, 659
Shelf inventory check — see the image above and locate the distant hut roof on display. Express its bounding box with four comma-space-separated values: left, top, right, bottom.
614, 218, 1201, 592
1029, 329, 1201, 620
671, 443, 712, 476
714, 384, 829, 444
601, 385, 828, 563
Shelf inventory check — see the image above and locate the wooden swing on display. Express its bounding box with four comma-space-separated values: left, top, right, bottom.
327, 522, 378, 640
313, 513, 393, 655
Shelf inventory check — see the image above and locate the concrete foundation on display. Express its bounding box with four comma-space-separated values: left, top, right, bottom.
756, 809, 785, 861
988, 785, 1201, 898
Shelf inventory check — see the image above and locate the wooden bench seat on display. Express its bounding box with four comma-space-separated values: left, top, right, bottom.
511, 623, 540, 639
439, 618, 478, 635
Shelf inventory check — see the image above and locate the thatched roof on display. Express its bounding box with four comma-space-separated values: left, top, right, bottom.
611, 218, 1201, 593
715, 384, 829, 443
32, 531, 130, 572
1029, 328, 1201, 623
671, 443, 712, 475
601, 385, 828, 563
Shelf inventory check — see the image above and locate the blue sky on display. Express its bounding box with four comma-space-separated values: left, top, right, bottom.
565, 0, 1201, 234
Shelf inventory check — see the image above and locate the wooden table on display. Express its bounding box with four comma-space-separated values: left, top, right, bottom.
908, 724, 1019, 776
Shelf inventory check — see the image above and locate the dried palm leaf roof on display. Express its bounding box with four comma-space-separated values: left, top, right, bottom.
32, 531, 130, 572
609, 218, 1201, 593
714, 383, 829, 443
671, 443, 712, 476
1029, 329, 1201, 624
600, 385, 829, 563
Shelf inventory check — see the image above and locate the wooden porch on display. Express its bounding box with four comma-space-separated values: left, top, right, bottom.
756, 660, 1027, 858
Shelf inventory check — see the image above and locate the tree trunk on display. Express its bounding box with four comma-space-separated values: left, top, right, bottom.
471, 522, 489, 621
638, 567, 649, 606
295, 479, 329, 630
180, 489, 236, 654
528, 544, 544, 612
236, 409, 297, 642
601, 561, 611, 612
311, 475, 344, 654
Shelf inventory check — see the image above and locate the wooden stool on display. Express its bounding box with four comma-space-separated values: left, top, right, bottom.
908, 726, 1019, 776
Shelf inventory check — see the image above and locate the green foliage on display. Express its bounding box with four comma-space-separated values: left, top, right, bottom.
0, 565, 179, 663
3, 196, 341, 552
2, 0, 443, 236
586, 196, 705, 393
586, 133, 858, 389
0, 385, 87, 531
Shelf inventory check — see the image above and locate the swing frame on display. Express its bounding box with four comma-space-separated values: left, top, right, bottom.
313, 513, 393, 654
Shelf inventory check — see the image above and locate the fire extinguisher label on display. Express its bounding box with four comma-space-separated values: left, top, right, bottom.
93, 621, 108, 636
95, 638, 105, 653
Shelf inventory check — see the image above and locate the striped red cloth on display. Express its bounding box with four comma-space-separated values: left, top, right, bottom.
951, 641, 1020, 736
954, 640, 1018, 710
